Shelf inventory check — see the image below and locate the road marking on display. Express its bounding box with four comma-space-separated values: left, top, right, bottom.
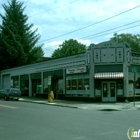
0, 104, 17, 109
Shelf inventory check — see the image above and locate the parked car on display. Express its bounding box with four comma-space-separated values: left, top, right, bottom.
0, 88, 21, 101
0, 89, 5, 98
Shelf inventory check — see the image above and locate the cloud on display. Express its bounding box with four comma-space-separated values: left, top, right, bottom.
1, 0, 140, 56
77, 39, 91, 46
42, 38, 91, 57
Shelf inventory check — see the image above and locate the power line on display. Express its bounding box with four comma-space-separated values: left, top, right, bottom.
81, 19, 140, 40
86, 24, 140, 40
38, 4, 140, 43
43, 23, 140, 50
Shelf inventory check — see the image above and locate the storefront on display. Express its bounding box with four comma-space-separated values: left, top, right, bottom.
66, 66, 90, 97
94, 72, 124, 102
1, 41, 140, 102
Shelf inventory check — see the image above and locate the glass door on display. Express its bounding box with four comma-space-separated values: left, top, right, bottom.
102, 82, 116, 102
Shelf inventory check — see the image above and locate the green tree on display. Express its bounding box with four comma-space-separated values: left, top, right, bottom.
110, 33, 140, 51
52, 39, 86, 58
0, 0, 44, 70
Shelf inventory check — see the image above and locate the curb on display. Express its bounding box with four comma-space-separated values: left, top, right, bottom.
18, 99, 140, 111
19, 99, 78, 109
46, 103, 78, 109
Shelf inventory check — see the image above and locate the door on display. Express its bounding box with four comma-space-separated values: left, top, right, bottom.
102, 82, 116, 102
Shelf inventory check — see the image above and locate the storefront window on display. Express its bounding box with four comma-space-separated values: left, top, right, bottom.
20, 75, 29, 96
66, 80, 72, 90
72, 79, 77, 90
95, 80, 101, 90
11, 76, 19, 88
84, 79, 90, 90
117, 80, 123, 89
43, 77, 49, 93
66, 77, 89, 90
136, 78, 140, 89
78, 79, 83, 90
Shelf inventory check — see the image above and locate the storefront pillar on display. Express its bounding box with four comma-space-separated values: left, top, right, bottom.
63, 69, 66, 95
41, 72, 43, 93
123, 64, 129, 98
29, 74, 32, 97
19, 75, 20, 89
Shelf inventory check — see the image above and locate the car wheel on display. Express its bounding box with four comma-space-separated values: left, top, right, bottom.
15, 99, 19, 101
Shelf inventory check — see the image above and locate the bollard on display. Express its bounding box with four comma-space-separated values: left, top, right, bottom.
48, 91, 54, 103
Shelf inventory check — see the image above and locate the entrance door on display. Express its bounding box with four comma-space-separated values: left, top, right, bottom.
102, 82, 116, 102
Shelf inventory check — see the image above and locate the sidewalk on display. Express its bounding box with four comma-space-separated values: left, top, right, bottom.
19, 97, 140, 111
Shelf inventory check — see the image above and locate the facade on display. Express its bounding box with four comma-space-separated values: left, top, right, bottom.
1, 41, 140, 102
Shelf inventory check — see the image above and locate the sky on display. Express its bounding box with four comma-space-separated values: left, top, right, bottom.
0, 0, 140, 57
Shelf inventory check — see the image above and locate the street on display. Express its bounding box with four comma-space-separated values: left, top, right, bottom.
0, 100, 139, 140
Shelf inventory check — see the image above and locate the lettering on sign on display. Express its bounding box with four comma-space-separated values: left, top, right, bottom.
66, 67, 87, 74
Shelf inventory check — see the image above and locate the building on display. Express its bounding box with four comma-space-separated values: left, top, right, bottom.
0, 41, 140, 102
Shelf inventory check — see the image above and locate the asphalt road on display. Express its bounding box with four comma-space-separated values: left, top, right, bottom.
0, 100, 139, 140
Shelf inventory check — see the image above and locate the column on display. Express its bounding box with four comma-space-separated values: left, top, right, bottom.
29, 74, 32, 97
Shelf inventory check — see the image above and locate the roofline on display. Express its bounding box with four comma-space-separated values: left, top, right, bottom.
1, 52, 86, 72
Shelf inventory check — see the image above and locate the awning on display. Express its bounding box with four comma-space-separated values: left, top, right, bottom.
94, 72, 124, 79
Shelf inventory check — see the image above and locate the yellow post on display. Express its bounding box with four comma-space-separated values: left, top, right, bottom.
48, 91, 54, 103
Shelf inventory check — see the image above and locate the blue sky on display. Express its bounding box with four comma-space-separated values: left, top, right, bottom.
0, 0, 140, 57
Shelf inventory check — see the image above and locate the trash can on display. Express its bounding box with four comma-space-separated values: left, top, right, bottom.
48, 91, 54, 103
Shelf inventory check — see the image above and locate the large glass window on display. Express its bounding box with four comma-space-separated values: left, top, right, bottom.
78, 79, 83, 90
11, 76, 19, 88
84, 79, 90, 90
43, 77, 49, 93
72, 79, 77, 90
20, 75, 29, 96
66, 80, 71, 90
95, 80, 101, 90
66, 77, 90, 90
135, 78, 140, 89
117, 80, 123, 89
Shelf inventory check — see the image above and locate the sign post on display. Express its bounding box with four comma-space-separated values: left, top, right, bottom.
132, 67, 137, 107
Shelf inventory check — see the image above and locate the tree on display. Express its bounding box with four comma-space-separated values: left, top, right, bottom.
0, 0, 44, 70
110, 33, 140, 51
51, 39, 86, 58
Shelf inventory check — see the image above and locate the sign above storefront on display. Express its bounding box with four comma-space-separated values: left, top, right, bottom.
66, 67, 87, 74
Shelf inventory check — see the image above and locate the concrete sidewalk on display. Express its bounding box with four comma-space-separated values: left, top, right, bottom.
19, 97, 140, 111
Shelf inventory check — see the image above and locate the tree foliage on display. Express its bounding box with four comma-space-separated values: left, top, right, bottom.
110, 33, 140, 51
0, 0, 44, 70
51, 39, 86, 58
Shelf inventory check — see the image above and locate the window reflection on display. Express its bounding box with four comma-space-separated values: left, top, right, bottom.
136, 78, 140, 89
78, 79, 83, 90
66, 80, 71, 90
72, 79, 77, 90
84, 79, 89, 90
117, 80, 123, 89
66, 78, 90, 90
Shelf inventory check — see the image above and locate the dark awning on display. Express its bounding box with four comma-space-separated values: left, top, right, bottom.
94, 72, 124, 79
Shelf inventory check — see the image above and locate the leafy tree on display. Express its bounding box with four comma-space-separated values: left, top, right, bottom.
110, 33, 140, 51
52, 39, 86, 58
0, 0, 44, 70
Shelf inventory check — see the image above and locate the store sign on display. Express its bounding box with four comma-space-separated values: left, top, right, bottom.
66, 67, 87, 74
